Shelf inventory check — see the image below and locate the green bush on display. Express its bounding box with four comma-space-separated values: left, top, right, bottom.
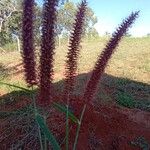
116, 92, 136, 108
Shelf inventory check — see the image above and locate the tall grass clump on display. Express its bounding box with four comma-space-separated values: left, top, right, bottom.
63, 1, 87, 149
0, 0, 139, 149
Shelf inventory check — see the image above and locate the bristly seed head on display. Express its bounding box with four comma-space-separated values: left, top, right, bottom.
22, 0, 37, 87
64, 0, 87, 98
83, 11, 139, 104
38, 0, 58, 106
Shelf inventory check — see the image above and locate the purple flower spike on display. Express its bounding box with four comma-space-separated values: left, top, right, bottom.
22, 0, 37, 87
83, 11, 139, 104
38, 0, 58, 106
64, 0, 87, 98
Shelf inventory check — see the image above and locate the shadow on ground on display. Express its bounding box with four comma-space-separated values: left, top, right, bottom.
0, 72, 150, 150
0, 72, 150, 111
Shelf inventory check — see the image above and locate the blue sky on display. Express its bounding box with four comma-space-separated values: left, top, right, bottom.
37, 0, 150, 37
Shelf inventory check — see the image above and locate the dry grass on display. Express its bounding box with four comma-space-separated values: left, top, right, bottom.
0, 37, 150, 91
54, 37, 150, 83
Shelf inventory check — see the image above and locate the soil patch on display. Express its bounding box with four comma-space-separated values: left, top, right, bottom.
0, 95, 149, 149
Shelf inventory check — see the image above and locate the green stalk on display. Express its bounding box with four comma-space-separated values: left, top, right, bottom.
38, 127, 44, 150
31, 86, 37, 114
31, 86, 44, 150
66, 104, 69, 150
66, 94, 69, 150
73, 104, 86, 150
43, 116, 47, 150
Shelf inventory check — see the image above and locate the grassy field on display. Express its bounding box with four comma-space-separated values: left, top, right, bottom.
0, 37, 150, 110
0, 37, 150, 82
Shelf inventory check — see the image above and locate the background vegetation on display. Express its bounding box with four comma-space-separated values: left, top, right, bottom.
0, 0, 98, 51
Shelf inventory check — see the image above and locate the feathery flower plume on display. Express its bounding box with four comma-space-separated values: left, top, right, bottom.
22, 0, 36, 86
38, 0, 58, 106
83, 11, 139, 104
64, 0, 87, 98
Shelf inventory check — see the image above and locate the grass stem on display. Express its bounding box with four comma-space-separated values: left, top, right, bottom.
31, 86, 44, 150
43, 116, 47, 150
73, 104, 86, 150
66, 94, 69, 150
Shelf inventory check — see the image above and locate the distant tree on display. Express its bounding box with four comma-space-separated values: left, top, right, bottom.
0, 0, 18, 46
0, 0, 42, 50
87, 27, 99, 39
57, 2, 76, 34
84, 6, 98, 34
56, 1, 98, 44
0, 1, 98, 48
147, 33, 150, 37
105, 31, 111, 37
125, 32, 132, 37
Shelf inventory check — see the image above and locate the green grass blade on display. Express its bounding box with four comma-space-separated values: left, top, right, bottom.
53, 102, 79, 124
0, 81, 31, 93
36, 114, 61, 150
66, 104, 69, 150
73, 104, 86, 150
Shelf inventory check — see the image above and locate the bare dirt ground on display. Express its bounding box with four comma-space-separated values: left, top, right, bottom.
0, 95, 150, 149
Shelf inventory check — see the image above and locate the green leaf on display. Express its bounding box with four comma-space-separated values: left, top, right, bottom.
0, 81, 31, 93
53, 102, 79, 124
36, 114, 61, 150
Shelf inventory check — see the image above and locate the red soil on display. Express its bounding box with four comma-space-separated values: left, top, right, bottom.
58, 96, 150, 150
0, 95, 150, 150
